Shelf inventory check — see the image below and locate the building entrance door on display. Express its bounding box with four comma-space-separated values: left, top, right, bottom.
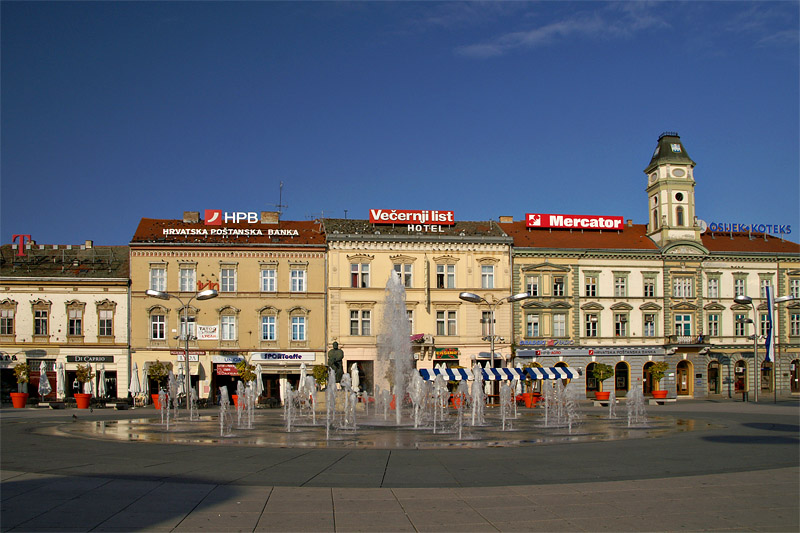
791, 360, 799, 393
676, 360, 692, 396
707, 361, 721, 395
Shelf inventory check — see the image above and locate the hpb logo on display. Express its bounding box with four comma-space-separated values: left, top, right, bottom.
205, 210, 222, 226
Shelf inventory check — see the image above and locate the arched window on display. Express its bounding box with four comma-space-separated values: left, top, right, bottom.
676, 206, 685, 226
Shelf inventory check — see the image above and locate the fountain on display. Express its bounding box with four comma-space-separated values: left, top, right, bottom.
608, 387, 617, 419
219, 386, 233, 437
377, 273, 413, 426
627, 383, 648, 427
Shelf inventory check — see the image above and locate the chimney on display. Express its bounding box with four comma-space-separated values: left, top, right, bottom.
261, 211, 280, 224
85, 240, 93, 249
499, 216, 514, 223
183, 211, 200, 223
627, 219, 633, 227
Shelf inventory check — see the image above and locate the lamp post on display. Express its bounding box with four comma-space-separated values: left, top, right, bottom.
734, 295, 759, 402
458, 292, 531, 369
146, 288, 218, 406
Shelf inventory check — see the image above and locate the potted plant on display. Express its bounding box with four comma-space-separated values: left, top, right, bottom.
11, 362, 30, 408
520, 363, 543, 408
591, 363, 615, 400
74, 364, 94, 409
234, 359, 256, 407
649, 361, 670, 398
146, 360, 172, 409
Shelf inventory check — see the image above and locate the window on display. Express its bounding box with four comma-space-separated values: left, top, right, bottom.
707, 314, 720, 337
644, 314, 656, 337
221, 315, 237, 341
179, 314, 196, 340
644, 278, 656, 298
526, 314, 540, 337
481, 265, 494, 289
150, 267, 166, 292
526, 276, 540, 297
734, 278, 746, 298
614, 276, 627, 298
99, 309, 113, 337
585, 314, 598, 337
585, 276, 597, 297
34, 310, 48, 336
179, 267, 195, 292
481, 311, 493, 337
673, 277, 693, 298
676, 206, 685, 226
261, 316, 276, 341
553, 276, 565, 297
406, 310, 413, 332
553, 313, 566, 337
791, 313, 800, 336
735, 313, 748, 336
291, 269, 306, 292
393, 264, 412, 288
614, 313, 628, 337
760, 313, 770, 338
261, 269, 277, 292
150, 314, 165, 340
436, 310, 456, 336
436, 264, 455, 289
674, 314, 692, 336
68, 309, 83, 336
291, 316, 306, 341
760, 279, 772, 299
0, 309, 14, 335
220, 268, 236, 292
791, 279, 800, 298
351, 263, 370, 288
350, 310, 371, 336
707, 278, 719, 299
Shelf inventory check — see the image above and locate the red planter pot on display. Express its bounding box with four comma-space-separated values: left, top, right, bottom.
232, 394, 240, 407
74, 393, 92, 409
450, 394, 463, 409
10, 392, 28, 408
595, 391, 611, 401
522, 392, 533, 408
151, 393, 162, 410
652, 390, 668, 399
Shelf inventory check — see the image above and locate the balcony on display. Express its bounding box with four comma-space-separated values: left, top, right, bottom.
665, 334, 708, 347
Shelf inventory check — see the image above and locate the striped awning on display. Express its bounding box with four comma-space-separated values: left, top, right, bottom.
419, 368, 473, 381
419, 367, 580, 381
523, 367, 581, 380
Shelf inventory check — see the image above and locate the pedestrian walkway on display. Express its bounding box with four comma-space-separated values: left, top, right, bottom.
1, 399, 798, 532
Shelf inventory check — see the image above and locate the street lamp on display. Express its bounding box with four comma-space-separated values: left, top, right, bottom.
146, 288, 218, 405
734, 295, 759, 402
459, 291, 531, 370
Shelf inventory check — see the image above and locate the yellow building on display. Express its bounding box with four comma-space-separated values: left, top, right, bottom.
323, 214, 515, 395
130, 211, 326, 403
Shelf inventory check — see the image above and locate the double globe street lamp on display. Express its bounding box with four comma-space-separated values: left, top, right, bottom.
146, 288, 218, 404
458, 291, 531, 369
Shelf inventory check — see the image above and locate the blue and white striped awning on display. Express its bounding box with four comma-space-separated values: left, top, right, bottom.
419, 367, 580, 381
419, 368, 474, 381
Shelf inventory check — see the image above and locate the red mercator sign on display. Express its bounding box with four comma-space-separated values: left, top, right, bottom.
526, 213, 624, 230
370, 209, 455, 225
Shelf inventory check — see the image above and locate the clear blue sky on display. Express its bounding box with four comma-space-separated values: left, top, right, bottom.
2, 1, 798, 245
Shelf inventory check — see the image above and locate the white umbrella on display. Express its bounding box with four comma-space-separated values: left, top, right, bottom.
83, 364, 94, 394
299, 363, 307, 392
38, 360, 52, 397
350, 362, 360, 392
255, 364, 263, 396
56, 362, 66, 399
176, 368, 185, 396
98, 369, 107, 398
129, 362, 141, 397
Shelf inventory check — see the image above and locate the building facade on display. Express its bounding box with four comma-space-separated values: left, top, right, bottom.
129, 211, 326, 403
0, 241, 130, 401
500, 133, 800, 398
323, 215, 514, 395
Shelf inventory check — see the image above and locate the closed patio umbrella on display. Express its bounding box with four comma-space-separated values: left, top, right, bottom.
38, 360, 51, 397
255, 364, 263, 396
56, 362, 66, 399
97, 368, 107, 398
129, 362, 141, 397
83, 364, 94, 395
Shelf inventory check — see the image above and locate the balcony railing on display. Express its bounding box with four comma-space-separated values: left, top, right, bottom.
666, 334, 708, 345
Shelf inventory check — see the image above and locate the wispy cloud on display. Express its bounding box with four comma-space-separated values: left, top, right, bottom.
455, 2, 668, 59
722, 3, 799, 48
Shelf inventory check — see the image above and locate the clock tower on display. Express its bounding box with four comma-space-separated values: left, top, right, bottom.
644, 132, 702, 247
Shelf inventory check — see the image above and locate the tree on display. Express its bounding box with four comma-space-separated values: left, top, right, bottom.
591, 363, 615, 393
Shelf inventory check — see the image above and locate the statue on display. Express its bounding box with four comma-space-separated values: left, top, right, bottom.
327, 341, 344, 383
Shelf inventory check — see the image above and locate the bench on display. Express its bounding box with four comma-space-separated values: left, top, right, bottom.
648, 398, 677, 405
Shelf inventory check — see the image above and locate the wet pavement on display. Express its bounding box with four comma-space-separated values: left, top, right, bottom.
1, 398, 798, 532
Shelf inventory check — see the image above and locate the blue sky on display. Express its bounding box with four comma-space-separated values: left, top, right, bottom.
2, 1, 798, 245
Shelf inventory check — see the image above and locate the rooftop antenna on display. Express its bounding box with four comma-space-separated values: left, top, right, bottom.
306, 210, 324, 221
344, 209, 348, 219
275, 181, 289, 218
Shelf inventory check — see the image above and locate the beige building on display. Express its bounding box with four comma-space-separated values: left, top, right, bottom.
129, 211, 326, 403
0, 242, 130, 402
500, 133, 800, 398
323, 215, 515, 394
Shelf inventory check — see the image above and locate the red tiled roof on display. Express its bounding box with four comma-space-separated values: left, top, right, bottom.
701, 232, 800, 254
130, 219, 326, 246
